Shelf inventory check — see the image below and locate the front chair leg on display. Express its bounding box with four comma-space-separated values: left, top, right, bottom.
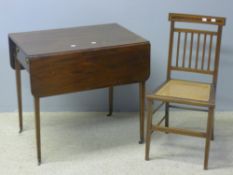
34, 96, 41, 165
204, 107, 214, 170
145, 99, 153, 160
107, 86, 113, 117
15, 59, 23, 133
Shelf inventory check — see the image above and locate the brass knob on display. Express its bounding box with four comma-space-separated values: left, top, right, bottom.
25, 58, 29, 64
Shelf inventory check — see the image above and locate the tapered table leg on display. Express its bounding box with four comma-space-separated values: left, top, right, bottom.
34, 96, 41, 165
139, 81, 145, 144
107, 86, 113, 117
15, 59, 23, 133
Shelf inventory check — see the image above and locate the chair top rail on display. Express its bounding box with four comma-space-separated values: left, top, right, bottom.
169, 13, 226, 26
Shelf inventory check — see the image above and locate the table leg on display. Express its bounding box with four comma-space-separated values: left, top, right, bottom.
139, 81, 145, 144
15, 59, 23, 133
107, 86, 113, 117
34, 96, 41, 165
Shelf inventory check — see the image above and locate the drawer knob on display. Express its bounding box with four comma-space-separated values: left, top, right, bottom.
25, 58, 29, 64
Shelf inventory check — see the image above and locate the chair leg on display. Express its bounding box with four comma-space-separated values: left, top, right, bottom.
165, 102, 169, 128
204, 107, 214, 170
211, 110, 215, 141
145, 99, 153, 160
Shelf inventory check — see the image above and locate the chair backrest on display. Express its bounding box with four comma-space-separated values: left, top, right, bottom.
166, 13, 226, 87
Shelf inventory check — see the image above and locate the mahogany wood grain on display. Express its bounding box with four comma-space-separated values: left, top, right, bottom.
9, 23, 151, 164
29, 43, 150, 97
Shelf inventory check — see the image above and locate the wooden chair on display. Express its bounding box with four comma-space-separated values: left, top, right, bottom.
145, 13, 226, 170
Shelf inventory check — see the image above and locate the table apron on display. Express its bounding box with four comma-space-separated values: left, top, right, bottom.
29, 44, 150, 97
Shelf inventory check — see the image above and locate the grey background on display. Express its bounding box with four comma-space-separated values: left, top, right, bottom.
0, 0, 232, 112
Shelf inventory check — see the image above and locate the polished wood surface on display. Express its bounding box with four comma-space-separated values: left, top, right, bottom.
145, 13, 225, 170
29, 43, 149, 97
9, 23, 148, 69
9, 23, 150, 164
9, 23, 150, 97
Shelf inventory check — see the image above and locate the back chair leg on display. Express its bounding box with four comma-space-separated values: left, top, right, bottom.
165, 102, 169, 128
204, 107, 214, 170
145, 99, 153, 160
211, 111, 215, 141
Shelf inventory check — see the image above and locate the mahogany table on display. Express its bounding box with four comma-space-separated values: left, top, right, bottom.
8, 23, 150, 164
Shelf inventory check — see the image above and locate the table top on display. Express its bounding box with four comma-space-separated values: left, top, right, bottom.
9, 23, 148, 58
